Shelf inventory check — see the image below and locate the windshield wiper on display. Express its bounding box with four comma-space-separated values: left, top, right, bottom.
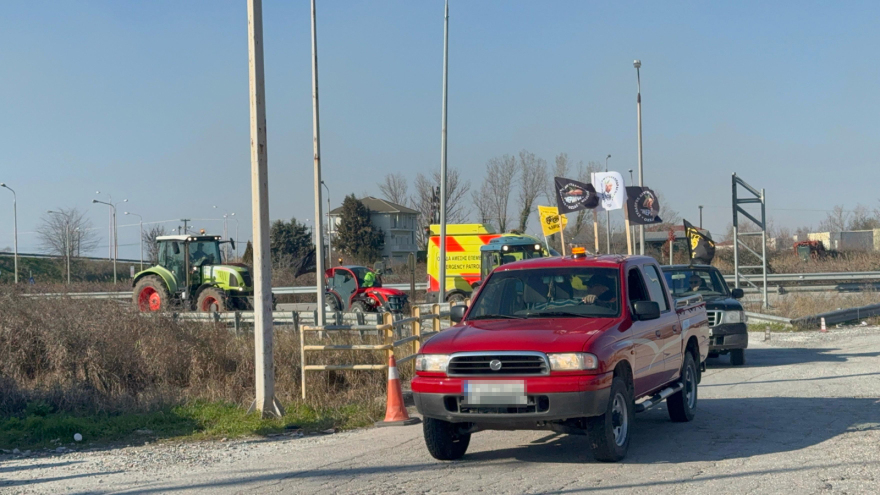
525, 310, 591, 318
469, 314, 526, 320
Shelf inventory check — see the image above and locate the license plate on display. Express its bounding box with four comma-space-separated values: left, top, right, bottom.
463, 380, 527, 405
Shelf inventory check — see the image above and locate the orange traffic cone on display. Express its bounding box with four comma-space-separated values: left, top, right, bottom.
375, 355, 421, 427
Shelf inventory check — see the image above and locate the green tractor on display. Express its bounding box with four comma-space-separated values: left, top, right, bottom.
132, 235, 254, 312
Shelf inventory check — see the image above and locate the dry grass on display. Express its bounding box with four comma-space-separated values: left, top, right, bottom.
713, 249, 880, 275
0, 288, 389, 421
742, 291, 880, 320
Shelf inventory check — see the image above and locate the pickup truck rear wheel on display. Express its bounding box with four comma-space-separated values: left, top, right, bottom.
586, 376, 633, 462
667, 351, 698, 422
423, 418, 470, 461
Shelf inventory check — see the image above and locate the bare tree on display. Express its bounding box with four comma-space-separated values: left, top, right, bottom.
544, 152, 573, 204
37, 207, 99, 258
472, 181, 494, 229
142, 225, 168, 264
516, 150, 547, 232
849, 204, 880, 230
412, 168, 471, 248
477, 155, 517, 233
818, 205, 850, 232
645, 191, 680, 232
377, 172, 409, 207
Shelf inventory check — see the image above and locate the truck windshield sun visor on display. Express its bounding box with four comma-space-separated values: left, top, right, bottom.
468, 267, 621, 319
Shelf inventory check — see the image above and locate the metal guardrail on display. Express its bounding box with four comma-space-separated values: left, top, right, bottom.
724, 271, 880, 284
791, 303, 880, 328
744, 312, 793, 326
24, 283, 429, 300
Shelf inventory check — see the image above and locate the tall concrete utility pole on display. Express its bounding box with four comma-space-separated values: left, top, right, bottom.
634, 60, 645, 255
246, 0, 283, 419
437, 0, 450, 302
311, 0, 327, 324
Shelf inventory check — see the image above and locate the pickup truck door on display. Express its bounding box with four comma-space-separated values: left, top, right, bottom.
626, 267, 667, 396
641, 264, 682, 385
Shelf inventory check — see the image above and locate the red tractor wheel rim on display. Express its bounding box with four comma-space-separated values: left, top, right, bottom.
201, 296, 219, 312
139, 287, 161, 311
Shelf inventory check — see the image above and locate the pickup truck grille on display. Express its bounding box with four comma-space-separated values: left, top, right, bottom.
446, 395, 550, 415
707, 310, 720, 327
446, 352, 550, 376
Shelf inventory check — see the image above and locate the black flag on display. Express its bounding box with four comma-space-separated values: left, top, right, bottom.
684, 219, 715, 265
625, 186, 662, 225
292, 247, 317, 278
554, 177, 599, 214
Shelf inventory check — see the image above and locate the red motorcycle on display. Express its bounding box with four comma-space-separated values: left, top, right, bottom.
325, 265, 409, 314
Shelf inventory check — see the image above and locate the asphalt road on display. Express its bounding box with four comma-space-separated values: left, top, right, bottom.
3, 328, 880, 494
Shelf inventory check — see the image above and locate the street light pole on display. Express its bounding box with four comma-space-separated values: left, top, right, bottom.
628, 170, 635, 252
125, 212, 144, 271
605, 154, 611, 253
438, 0, 450, 302
310, 0, 327, 325
634, 59, 645, 255
699, 205, 703, 229
0, 183, 18, 283
321, 181, 332, 267
47, 210, 70, 284
93, 200, 117, 284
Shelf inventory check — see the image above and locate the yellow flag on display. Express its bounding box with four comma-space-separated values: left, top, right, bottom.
538, 205, 568, 236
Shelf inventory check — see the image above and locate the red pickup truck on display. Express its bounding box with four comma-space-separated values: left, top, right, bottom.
411, 251, 709, 462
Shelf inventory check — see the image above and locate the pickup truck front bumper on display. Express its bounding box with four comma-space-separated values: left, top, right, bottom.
709, 323, 749, 351
412, 373, 612, 424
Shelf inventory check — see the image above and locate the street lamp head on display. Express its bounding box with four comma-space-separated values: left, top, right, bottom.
0, 183, 5, 187
91, 199, 98, 203
633, 59, 641, 69
607, 154, 611, 159
124, 212, 130, 215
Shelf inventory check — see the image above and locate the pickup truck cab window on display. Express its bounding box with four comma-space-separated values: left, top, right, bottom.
642, 264, 670, 312
469, 267, 621, 319
664, 268, 728, 298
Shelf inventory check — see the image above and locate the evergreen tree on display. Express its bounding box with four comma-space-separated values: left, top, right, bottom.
270, 217, 312, 265
333, 195, 384, 264
242, 241, 254, 265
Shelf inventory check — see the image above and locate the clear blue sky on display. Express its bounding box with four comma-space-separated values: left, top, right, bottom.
2, 0, 879, 258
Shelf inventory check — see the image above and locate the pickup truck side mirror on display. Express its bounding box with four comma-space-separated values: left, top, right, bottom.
632, 301, 661, 321
450, 304, 467, 323
731, 288, 744, 299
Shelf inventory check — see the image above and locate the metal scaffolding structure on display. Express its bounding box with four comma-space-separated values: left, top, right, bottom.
731, 173, 768, 308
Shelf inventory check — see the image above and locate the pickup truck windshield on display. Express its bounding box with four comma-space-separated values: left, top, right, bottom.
663, 268, 728, 297
469, 267, 620, 319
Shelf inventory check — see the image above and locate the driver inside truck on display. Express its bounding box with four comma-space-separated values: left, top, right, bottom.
688, 274, 709, 292
580, 273, 617, 305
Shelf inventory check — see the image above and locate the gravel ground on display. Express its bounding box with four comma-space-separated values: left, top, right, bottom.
2, 328, 879, 494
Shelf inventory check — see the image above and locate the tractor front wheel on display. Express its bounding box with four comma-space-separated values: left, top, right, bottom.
133, 275, 171, 312
198, 287, 229, 313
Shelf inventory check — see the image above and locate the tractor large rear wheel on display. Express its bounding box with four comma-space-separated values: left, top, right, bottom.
198, 287, 229, 313
134, 275, 171, 312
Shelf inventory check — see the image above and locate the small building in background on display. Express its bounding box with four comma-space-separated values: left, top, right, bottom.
329, 197, 419, 264
805, 230, 880, 252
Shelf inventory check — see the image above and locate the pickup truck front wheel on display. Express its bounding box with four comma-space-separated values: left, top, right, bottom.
586, 376, 633, 462
423, 418, 470, 461
667, 351, 698, 422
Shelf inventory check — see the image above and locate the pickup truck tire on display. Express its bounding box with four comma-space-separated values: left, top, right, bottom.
730, 349, 746, 366
667, 352, 698, 423
423, 418, 470, 461
586, 376, 633, 462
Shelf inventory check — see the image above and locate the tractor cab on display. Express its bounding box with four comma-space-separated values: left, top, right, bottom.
479, 236, 551, 281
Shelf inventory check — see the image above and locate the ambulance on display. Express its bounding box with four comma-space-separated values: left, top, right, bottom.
425, 224, 553, 303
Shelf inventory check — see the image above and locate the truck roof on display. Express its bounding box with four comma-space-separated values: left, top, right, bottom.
661, 264, 716, 271
156, 235, 222, 242
495, 254, 657, 271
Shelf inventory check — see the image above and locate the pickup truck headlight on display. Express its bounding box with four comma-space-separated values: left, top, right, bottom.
548, 353, 599, 371
415, 354, 449, 372
723, 311, 745, 324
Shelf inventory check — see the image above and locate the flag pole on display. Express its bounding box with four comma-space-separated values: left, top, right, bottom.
593, 210, 600, 254
559, 216, 567, 256
624, 208, 633, 255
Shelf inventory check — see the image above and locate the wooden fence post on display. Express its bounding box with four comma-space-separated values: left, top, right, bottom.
383, 312, 394, 362
300, 313, 307, 400
432, 303, 441, 333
